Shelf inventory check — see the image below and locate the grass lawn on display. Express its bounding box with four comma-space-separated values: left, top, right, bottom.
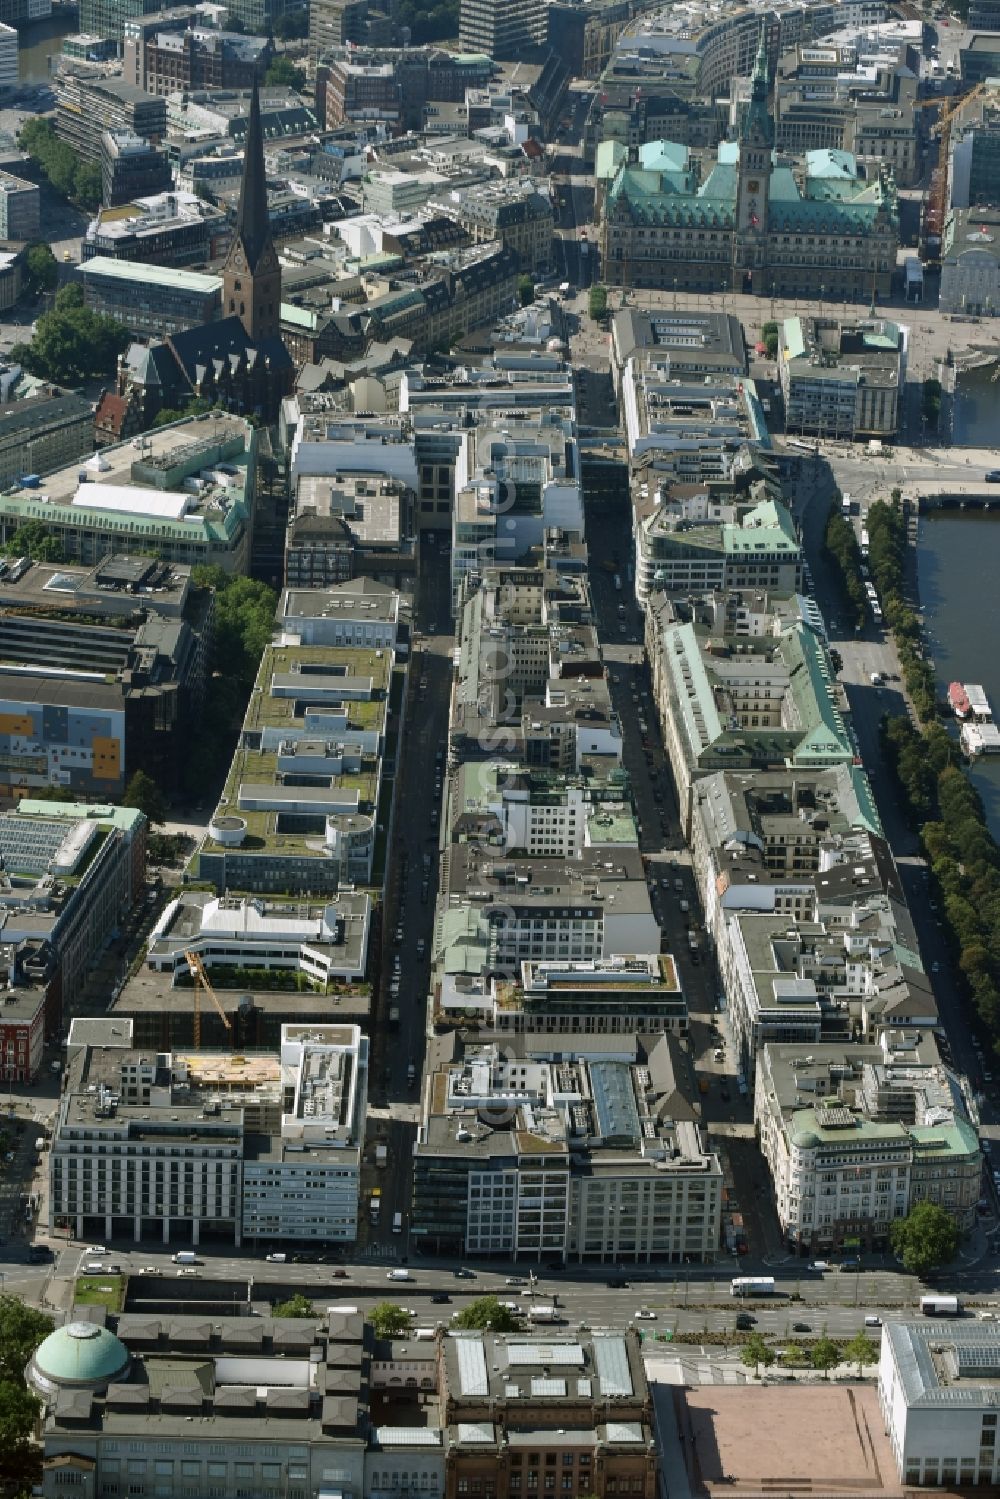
74, 1274, 126, 1312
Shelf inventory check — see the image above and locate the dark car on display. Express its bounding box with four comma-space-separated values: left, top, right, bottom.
432, 1293, 450, 1304
792, 1321, 811, 1333
736, 1313, 756, 1330
454, 1268, 476, 1280
607, 1277, 629, 1289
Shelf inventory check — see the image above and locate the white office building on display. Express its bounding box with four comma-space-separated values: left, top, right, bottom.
879, 1320, 1000, 1488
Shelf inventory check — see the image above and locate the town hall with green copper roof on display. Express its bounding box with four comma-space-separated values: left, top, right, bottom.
598, 27, 899, 299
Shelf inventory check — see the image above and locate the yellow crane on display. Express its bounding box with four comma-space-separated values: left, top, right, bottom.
919, 84, 990, 263
185, 949, 233, 1050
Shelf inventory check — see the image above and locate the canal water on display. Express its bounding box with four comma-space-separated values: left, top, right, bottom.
917, 366, 1000, 837
17, 12, 75, 87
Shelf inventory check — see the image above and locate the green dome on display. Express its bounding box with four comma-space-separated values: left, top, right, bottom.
31, 1322, 129, 1388
791, 1128, 820, 1150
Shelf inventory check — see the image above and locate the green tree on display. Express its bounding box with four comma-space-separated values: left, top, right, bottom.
843, 1331, 876, 1377
369, 1302, 412, 1338
55, 283, 84, 312
266, 55, 306, 90
73, 159, 103, 211
2, 520, 64, 562
517, 273, 535, 307
274, 8, 308, 36
890, 1201, 959, 1277
811, 1336, 841, 1378
0, 1378, 45, 1493
192, 567, 277, 688
123, 770, 168, 826
273, 1294, 315, 1317
739, 1331, 774, 1377
0, 1296, 52, 1383
588, 284, 608, 321
781, 1341, 805, 1365
10, 296, 129, 386
922, 377, 943, 426
23, 242, 58, 298
18, 117, 101, 212
394, 0, 459, 42
452, 1296, 521, 1332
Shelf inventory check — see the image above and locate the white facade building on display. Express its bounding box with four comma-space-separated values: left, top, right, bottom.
242, 1023, 368, 1244
879, 1321, 1000, 1488
50, 1020, 368, 1247
0, 25, 17, 94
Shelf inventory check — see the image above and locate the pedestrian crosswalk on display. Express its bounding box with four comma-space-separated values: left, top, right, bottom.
359, 1242, 399, 1261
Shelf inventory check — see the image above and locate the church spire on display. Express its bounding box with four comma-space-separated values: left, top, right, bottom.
234, 74, 271, 273
222, 75, 281, 343
751, 24, 769, 99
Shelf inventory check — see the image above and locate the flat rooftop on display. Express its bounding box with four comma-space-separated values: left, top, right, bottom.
79, 256, 222, 293
0, 416, 251, 539
112, 966, 371, 1022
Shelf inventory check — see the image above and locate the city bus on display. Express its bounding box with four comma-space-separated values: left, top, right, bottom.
730, 1276, 776, 1297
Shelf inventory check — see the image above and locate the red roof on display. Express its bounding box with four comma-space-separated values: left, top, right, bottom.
95, 392, 128, 435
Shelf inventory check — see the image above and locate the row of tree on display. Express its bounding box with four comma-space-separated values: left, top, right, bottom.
872, 506, 1000, 1047
18, 118, 102, 211
179, 568, 278, 797
865, 496, 937, 722
741, 1330, 873, 1379
822, 503, 867, 630
10, 284, 129, 387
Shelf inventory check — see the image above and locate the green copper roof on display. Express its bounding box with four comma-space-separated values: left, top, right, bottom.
595, 139, 627, 181
805, 148, 858, 179
782, 316, 806, 360
33, 1323, 130, 1386
638, 139, 689, 174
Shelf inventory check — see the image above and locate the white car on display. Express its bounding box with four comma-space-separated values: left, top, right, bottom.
809, 1260, 832, 1272
634, 1310, 656, 1321
83, 1245, 107, 1256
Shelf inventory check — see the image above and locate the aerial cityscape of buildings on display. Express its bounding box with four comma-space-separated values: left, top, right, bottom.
0, 0, 999, 1493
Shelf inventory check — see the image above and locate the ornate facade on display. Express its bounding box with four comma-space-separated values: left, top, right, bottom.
599, 31, 899, 300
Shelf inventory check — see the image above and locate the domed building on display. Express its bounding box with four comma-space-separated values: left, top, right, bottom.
27, 1321, 130, 1399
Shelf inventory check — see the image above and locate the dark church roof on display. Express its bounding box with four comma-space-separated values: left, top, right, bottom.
167, 317, 293, 384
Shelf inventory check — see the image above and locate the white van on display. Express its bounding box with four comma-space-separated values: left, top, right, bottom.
172, 1251, 198, 1265
392, 1212, 403, 1234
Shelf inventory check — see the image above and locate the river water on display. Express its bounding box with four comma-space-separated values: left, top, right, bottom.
917, 368, 1000, 836
16, 12, 75, 87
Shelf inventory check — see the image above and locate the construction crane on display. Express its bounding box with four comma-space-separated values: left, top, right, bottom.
185, 949, 233, 1050
921, 83, 989, 264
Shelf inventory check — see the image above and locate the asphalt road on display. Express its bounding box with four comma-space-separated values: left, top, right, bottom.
45, 1241, 1000, 1338
360, 536, 455, 1256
